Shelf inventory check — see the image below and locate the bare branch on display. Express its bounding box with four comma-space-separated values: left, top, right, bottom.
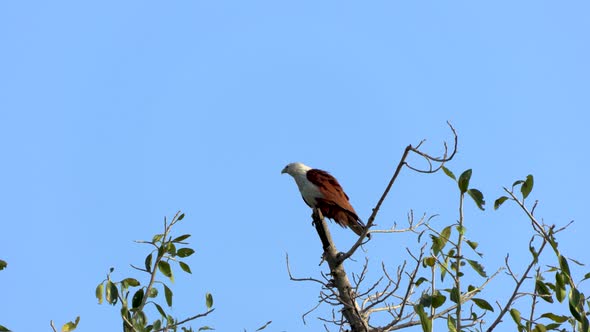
339, 123, 458, 263
486, 235, 549, 332
152, 309, 215, 332
286, 253, 330, 287
379, 246, 425, 331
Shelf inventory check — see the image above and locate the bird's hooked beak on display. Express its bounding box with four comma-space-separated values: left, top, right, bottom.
281, 165, 288, 174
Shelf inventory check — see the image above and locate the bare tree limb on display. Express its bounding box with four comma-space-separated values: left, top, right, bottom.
339, 122, 458, 264
312, 209, 370, 332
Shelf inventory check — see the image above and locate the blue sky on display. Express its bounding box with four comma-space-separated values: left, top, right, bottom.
1, 1, 588, 331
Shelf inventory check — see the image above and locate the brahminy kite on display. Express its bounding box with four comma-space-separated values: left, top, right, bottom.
282, 162, 367, 237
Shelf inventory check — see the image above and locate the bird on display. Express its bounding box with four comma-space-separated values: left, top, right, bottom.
281, 162, 367, 237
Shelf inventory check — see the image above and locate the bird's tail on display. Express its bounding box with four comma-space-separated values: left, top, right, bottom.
347, 213, 370, 238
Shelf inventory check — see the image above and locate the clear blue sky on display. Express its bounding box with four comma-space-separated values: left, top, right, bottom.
1, 1, 588, 331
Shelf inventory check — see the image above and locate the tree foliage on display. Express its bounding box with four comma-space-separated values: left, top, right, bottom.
95, 211, 214, 332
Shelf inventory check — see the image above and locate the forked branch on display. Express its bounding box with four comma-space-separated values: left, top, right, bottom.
339, 122, 457, 263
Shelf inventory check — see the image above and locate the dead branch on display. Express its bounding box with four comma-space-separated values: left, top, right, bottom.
286, 253, 330, 288
312, 209, 370, 332
378, 246, 425, 331
339, 122, 458, 263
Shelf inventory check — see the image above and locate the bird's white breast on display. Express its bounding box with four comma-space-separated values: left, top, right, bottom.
293, 173, 323, 207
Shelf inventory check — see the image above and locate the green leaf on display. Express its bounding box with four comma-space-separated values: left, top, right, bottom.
442, 166, 456, 180
431, 291, 446, 308
96, 283, 104, 304
521, 174, 534, 199
532, 323, 547, 332
148, 287, 158, 298
440, 225, 452, 246
568, 288, 583, 321
152, 320, 162, 331
145, 253, 153, 272
545, 323, 562, 330
256, 321, 272, 331
510, 308, 522, 324
172, 234, 191, 243
177, 213, 185, 221
458, 169, 472, 193
0, 260, 6, 271
569, 257, 585, 266
158, 261, 173, 280
467, 188, 485, 210
133, 311, 147, 329
154, 302, 167, 317
164, 284, 173, 307
206, 292, 214, 309
472, 298, 494, 311
152, 234, 164, 243
555, 272, 566, 303
494, 196, 509, 210
419, 294, 433, 307
179, 261, 192, 274
430, 235, 442, 256
466, 240, 479, 251
61, 316, 80, 332
467, 259, 487, 278
166, 242, 177, 256
447, 315, 457, 332
122, 278, 140, 288
198, 327, 215, 331
457, 225, 466, 236
512, 180, 524, 188
540, 313, 568, 323
414, 304, 431, 332
535, 280, 554, 303
0, 324, 10, 331
450, 287, 460, 303
177, 248, 195, 258
423, 256, 436, 267
132, 288, 144, 308
559, 255, 571, 280
415, 277, 428, 287
582, 272, 590, 282
105, 280, 118, 305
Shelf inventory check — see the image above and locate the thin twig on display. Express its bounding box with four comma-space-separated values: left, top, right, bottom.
152, 309, 215, 332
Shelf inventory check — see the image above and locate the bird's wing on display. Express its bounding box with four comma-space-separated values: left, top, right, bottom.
306, 169, 356, 214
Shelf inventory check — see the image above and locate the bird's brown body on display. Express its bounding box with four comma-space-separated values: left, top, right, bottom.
282, 162, 367, 237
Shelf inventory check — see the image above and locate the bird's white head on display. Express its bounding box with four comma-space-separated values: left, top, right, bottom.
281, 162, 311, 177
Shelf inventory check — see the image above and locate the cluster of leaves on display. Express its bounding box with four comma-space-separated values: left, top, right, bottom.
409, 168, 590, 332
495, 176, 590, 332
95, 212, 214, 332
413, 168, 492, 332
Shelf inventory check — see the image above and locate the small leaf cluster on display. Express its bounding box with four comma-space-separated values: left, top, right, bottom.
95, 212, 214, 332
496, 176, 590, 332
443, 167, 485, 210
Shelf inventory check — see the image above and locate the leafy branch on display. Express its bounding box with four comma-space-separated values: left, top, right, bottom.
95, 211, 214, 332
